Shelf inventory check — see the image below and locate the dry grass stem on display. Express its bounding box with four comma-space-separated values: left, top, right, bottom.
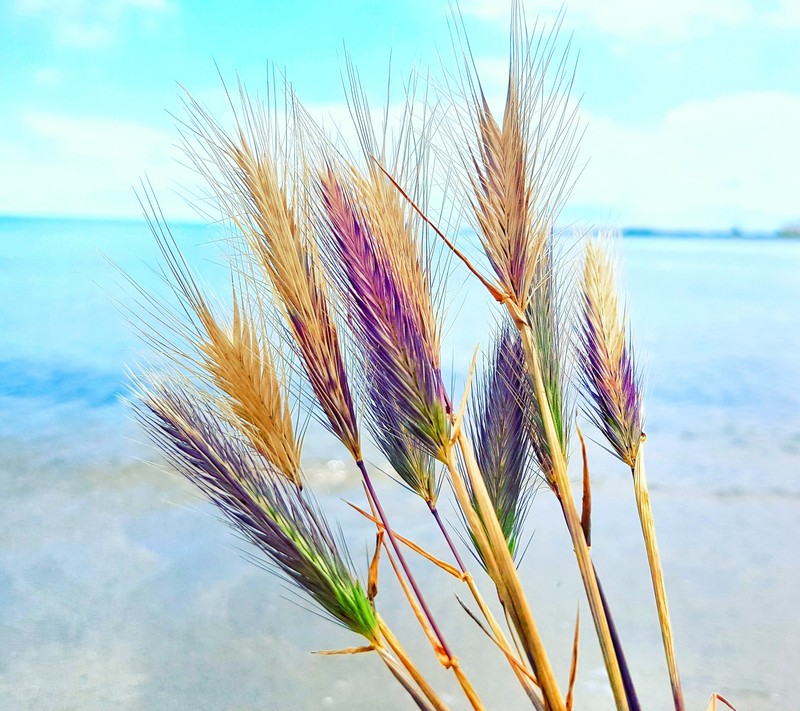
438, 8, 632, 706
633, 448, 684, 711
565, 608, 580, 711
448, 427, 566, 711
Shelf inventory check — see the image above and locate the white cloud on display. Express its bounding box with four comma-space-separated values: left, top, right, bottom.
763, 0, 800, 28
0, 112, 199, 219
32, 67, 65, 86
572, 91, 800, 229
461, 0, 777, 41
0, 100, 374, 221
15, 0, 175, 49
3, 91, 797, 231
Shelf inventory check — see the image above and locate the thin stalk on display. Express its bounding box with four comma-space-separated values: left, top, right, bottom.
595, 566, 642, 711
582, 427, 640, 708
360, 462, 484, 710
449, 434, 566, 711
632, 448, 685, 711
361, 497, 542, 706
431, 503, 544, 709
465, 573, 546, 711
452, 664, 488, 711
375, 645, 441, 711
374, 160, 506, 303
381, 524, 487, 711
515, 320, 630, 711
377, 618, 451, 711
357, 459, 453, 661
503, 605, 528, 676
443, 445, 498, 586
429, 503, 469, 572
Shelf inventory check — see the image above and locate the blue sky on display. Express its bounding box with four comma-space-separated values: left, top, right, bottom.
1, 0, 799, 230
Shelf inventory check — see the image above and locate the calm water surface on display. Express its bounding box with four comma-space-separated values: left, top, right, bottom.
1, 217, 798, 710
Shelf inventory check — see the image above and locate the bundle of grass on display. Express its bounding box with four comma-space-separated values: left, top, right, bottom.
130, 4, 737, 710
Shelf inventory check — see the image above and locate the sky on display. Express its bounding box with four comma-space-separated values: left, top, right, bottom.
1, 0, 799, 230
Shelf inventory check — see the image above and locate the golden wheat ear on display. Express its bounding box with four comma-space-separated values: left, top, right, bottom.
177, 80, 363, 460
129, 186, 303, 487
444, 2, 583, 313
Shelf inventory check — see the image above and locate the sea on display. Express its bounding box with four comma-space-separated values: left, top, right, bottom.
1, 216, 798, 710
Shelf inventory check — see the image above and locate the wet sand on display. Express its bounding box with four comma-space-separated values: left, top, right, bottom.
1, 413, 798, 710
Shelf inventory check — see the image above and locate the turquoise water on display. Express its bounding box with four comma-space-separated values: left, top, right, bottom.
1, 217, 799, 709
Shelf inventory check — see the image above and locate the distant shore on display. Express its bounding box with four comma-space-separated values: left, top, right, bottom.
0, 213, 797, 240
622, 226, 796, 239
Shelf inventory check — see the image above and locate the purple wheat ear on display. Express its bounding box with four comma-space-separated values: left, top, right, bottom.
577, 236, 683, 711
578, 237, 644, 470
318, 169, 450, 470
135, 379, 379, 641
468, 323, 534, 564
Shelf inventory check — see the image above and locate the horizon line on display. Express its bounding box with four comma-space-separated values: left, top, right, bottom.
0, 212, 793, 238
